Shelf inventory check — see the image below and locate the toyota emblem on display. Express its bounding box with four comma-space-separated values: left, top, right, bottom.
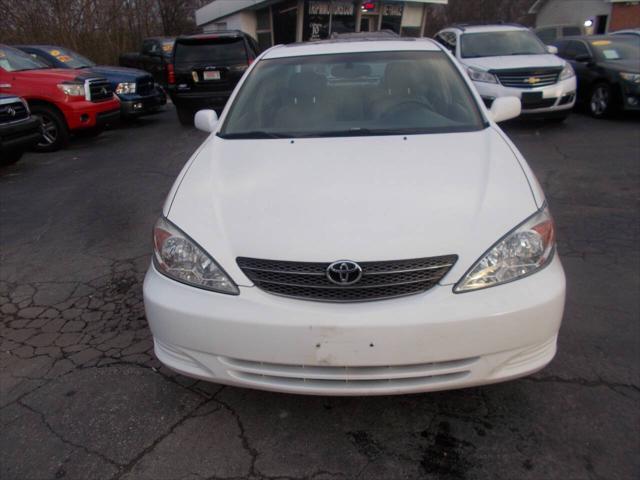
5, 106, 16, 117
326, 260, 363, 286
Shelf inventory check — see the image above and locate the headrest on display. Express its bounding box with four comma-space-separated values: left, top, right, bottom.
383, 62, 420, 96
288, 71, 326, 100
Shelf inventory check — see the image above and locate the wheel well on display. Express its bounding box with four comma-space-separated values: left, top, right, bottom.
26, 100, 67, 126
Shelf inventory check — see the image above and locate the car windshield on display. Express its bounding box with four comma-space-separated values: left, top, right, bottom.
44, 47, 95, 68
220, 50, 485, 139
460, 30, 547, 58
589, 37, 640, 61
0, 46, 49, 71
174, 38, 246, 64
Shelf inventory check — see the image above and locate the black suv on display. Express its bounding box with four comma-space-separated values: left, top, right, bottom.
0, 95, 41, 164
168, 31, 260, 125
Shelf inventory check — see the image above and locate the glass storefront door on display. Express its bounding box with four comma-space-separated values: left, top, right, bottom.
303, 0, 358, 41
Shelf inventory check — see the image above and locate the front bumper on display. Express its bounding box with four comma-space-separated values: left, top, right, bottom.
475, 76, 577, 115
143, 255, 566, 396
621, 81, 640, 111
119, 90, 167, 117
0, 117, 41, 152
63, 98, 121, 131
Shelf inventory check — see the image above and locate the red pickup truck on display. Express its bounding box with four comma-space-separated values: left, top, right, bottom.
0, 45, 120, 151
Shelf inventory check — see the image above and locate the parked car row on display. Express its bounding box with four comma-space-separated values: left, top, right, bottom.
0, 43, 168, 162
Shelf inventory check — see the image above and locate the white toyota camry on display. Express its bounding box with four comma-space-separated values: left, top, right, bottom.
143, 36, 566, 396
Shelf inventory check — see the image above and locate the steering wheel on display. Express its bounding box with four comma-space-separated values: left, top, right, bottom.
380, 99, 434, 121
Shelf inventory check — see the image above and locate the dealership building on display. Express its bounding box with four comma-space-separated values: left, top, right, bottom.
196, 1, 448, 50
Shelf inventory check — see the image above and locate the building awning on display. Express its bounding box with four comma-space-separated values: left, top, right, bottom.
197, 0, 449, 27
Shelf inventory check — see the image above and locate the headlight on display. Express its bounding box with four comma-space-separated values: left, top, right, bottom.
620, 72, 640, 84
467, 66, 498, 84
454, 206, 556, 293
116, 82, 136, 94
57, 82, 85, 97
559, 63, 575, 81
152, 217, 239, 294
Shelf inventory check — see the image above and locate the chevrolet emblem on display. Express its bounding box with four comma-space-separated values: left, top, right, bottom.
525, 76, 541, 85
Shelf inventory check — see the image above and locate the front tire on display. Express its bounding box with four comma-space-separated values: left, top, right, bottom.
589, 83, 612, 118
30, 105, 69, 152
176, 107, 194, 126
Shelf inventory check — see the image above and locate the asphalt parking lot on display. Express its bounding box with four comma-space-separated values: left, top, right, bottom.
1, 108, 638, 480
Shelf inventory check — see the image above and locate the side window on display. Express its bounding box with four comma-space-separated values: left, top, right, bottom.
142, 40, 157, 55
536, 28, 556, 45
565, 41, 589, 60
30, 52, 54, 67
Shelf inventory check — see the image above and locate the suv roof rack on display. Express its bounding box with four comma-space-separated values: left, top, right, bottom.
450, 22, 527, 31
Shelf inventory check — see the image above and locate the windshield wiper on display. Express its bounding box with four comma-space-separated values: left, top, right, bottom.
217, 131, 296, 139
311, 128, 423, 137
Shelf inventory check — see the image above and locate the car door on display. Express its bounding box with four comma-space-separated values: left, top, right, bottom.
563, 40, 598, 98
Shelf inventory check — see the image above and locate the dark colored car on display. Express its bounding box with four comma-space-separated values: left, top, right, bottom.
553, 35, 640, 117
17, 45, 166, 117
0, 94, 41, 164
169, 31, 260, 125
120, 37, 175, 87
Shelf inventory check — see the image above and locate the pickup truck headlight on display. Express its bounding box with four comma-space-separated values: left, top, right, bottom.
467, 66, 498, 84
559, 63, 575, 81
116, 82, 136, 94
620, 72, 640, 84
454, 206, 556, 293
153, 217, 239, 295
57, 82, 85, 97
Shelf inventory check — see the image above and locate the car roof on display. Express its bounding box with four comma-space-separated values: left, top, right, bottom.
263, 38, 441, 59
555, 34, 637, 42
446, 24, 528, 34
176, 31, 247, 42
14, 45, 66, 52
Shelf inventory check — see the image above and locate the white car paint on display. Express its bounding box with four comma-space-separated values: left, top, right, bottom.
144, 38, 566, 395
435, 25, 577, 116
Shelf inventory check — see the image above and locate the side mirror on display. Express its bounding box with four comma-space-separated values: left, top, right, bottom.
546, 45, 559, 55
574, 54, 592, 63
489, 97, 521, 123
194, 109, 219, 133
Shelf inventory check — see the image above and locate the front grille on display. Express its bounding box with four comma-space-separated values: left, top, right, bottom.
137, 76, 155, 95
237, 255, 457, 303
87, 78, 113, 102
494, 68, 562, 89
0, 101, 29, 123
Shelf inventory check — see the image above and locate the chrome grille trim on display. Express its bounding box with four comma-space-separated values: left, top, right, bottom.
237, 255, 457, 302
85, 78, 113, 102
494, 68, 562, 89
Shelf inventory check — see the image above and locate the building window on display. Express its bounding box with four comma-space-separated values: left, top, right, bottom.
303, 0, 358, 41
256, 7, 273, 50
380, 2, 403, 34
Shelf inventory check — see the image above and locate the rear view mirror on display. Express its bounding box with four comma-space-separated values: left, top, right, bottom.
194, 109, 219, 133
489, 97, 521, 123
546, 45, 559, 54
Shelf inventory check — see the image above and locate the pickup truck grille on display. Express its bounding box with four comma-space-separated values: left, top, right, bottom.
237, 255, 457, 303
87, 79, 114, 102
494, 68, 562, 89
0, 100, 29, 123
137, 76, 155, 95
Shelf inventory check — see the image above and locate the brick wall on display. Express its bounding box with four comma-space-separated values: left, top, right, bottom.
609, 3, 640, 31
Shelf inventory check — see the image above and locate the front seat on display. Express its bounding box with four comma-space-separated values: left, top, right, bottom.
274, 71, 334, 130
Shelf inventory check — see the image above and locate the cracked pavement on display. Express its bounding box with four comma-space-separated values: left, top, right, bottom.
1, 110, 639, 479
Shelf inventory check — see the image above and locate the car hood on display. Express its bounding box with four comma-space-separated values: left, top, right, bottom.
167, 128, 540, 287
462, 54, 565, 71
89, 65, 151, 81
8, 68, 97, 82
